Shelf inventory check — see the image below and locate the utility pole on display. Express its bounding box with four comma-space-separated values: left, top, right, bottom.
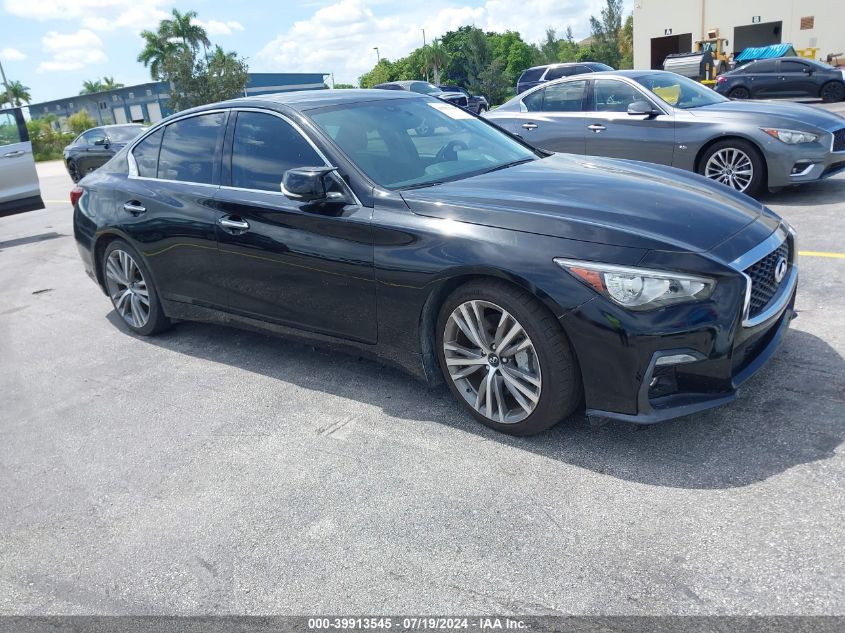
0, 57, 14, 108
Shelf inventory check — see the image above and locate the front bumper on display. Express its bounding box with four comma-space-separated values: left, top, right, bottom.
764, 132, 845, 187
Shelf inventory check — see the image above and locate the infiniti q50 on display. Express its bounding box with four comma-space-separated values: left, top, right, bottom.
72, 89, 797, 435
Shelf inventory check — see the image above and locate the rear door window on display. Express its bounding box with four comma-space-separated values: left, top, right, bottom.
519, 68, 545, 83
540, 80, 588, 112
132, 128, 164, 178
747, 60, 778, 74
230, 111, 323, 192
157, 112, 225, 184
545, 66, 574, 80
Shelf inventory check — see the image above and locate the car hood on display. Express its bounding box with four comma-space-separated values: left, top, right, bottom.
689, 100, 845, 131
400, 153, 768, 253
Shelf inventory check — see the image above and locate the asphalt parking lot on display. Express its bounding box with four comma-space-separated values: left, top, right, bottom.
1, 105, 844, 615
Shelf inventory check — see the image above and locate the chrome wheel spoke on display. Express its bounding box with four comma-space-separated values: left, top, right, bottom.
104, 249, 151, 329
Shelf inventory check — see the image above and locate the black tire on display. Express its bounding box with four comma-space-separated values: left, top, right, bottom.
436, 279, 581, 436
728, 86, 750, 100
820, 81, 845, 103
101, 239, 171, 336
698, 138, 766, 197
67, 160, 81, 183
477, 105, 487, 115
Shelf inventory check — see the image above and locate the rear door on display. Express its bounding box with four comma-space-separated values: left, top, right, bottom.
0, 107, 43, 216
744, 60, 780, 97
585, 78, 674, 165
510, 80, 589, 154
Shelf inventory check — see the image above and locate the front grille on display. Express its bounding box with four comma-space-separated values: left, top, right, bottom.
744, 241, 790, 318
834, 128, 845, 152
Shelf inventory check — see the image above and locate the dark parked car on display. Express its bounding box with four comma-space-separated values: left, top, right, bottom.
373, 80, 468, 108
63, 124, 146, 182
438, 85, 489, 113
486, 70, 845, 196
517, 62, 613, 94
72, 89, 797, 435
715, 57, 845, 102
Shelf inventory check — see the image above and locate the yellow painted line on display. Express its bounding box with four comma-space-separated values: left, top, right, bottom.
799, 250, 845, 259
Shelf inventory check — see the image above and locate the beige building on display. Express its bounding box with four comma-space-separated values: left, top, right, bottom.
633, 0, 844, 70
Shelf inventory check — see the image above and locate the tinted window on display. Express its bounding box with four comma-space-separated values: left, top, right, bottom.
82, 128, 107, 145
593, 79, 645, 112
132, 128, 163, 178
231, 112, 323, 192
519, 68, 545, 83
522, 89, 545, 112
747, 60, 778, 74
157, 112, 224, 184
0, 112, 22, 146
545, 66, 574, 80
409, 82, 440, 95
780, 60, 809, 73
584, 62, 614, 71
108, 125, 145, 142
539, 80, 587, 112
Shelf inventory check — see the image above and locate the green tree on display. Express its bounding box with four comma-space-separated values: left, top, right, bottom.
160, 45, 248, 111
161, 8, 210, 53
137, 29, 176, 80
101, 76, 124, 90
80, 79, 103, 94
477, 58, 509, 105
422, 39, 450, 85
538, 28, 559, 64
558, 26, 581, 62
588, 0, 625, 68
333, 83, 356, 89
358, 59, 394, 88
618, 14, 634, 69
67, 110, 97, 134
2, 79, 31, 106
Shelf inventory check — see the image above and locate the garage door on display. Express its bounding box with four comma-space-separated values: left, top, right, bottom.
147, 102, 162, 122
112, 108, 127, 124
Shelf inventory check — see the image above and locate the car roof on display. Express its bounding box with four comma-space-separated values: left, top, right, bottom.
227, 88, 425, 111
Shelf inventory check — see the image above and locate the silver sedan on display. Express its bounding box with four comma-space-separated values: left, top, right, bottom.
485, 70, 845, 197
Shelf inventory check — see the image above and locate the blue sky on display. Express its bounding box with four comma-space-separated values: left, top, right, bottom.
1, 0, 631, 104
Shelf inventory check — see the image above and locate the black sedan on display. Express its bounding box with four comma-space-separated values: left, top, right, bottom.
63, 124, 146, 182
715, 57, 845, 102
71, 89, 797, 435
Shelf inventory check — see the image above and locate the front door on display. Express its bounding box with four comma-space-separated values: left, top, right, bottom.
0, 108, 43, 215
585, 78, 675, 165
214, 109, 377, 344
777, 59, 818, 97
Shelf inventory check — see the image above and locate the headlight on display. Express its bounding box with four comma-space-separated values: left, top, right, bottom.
554, 259, 716, 310
761, 128, 819, 144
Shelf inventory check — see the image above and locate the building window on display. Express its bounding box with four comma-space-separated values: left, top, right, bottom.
112, 95, 118, 102
800, 16, 814, 30
128, 92, 134, 99
68, 102, 74, 108
55, 105, 61, 111
146, 88, 153, 96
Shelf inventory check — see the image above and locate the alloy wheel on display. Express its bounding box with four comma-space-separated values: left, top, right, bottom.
443, 300, 542, 424
67, 161, 81, 183
104, 249, 150, 328
704, 147, 754, 192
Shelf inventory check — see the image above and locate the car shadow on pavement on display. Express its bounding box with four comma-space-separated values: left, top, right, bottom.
130, 315, 844, 491
761, 176, 845, 206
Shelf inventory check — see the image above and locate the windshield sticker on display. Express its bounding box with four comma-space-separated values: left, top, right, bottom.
427, 101, 474, 119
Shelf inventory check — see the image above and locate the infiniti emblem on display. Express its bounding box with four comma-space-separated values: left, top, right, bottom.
774, 257, 788, 284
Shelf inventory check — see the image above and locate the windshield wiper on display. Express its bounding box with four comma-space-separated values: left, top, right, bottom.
479, 157, 536, 175
400, 180, 448, 190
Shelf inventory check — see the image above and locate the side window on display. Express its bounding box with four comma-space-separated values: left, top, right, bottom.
519, 68, 545, 84
132, 128, 164, 178
545, 66, 573, 80
522, 89, 545, 112
593, 79, 645, 113
748, 60, 778, 74
82, 129, 106, 145
0, 112, 23, 147
231, 111, 323, 192
157, 112, 225, 184
541, 80, 587, 112
780, 60, 807, 73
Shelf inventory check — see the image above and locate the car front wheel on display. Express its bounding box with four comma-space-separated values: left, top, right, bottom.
820, 81, 845, 103
436, 280, 581, 436
699, 139, 765, 197
102, 239, 170, 336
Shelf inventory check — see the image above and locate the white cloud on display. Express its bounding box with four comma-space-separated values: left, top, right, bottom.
37, 29, 107, 72
256, 0, 626, 84
3, 0, 168, 31
197, 19, 245, 37
1, 47, 27, 61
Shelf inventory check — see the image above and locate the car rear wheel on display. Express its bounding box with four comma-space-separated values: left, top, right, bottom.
820, 81, 845, 103
477, 105, 487, 114
728, 86, 750, 100
67, 160, 81, 183
436, 280, 581, 436
699, 139, 765, 197
102, 239, 170, 336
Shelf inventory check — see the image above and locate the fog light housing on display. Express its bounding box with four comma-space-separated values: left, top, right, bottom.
790, 160, 814, 176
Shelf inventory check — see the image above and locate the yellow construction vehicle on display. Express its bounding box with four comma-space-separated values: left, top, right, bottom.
695, 29, 731, 85
662, 28, 730, 86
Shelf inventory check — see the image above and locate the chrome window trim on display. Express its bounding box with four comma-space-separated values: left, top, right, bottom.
729, 225, 796, 328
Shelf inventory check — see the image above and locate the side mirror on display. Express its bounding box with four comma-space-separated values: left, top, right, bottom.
627, 100, 660, 117
94, 138, 107, 146
803, 67, 813, 74
281, 166, 345, 203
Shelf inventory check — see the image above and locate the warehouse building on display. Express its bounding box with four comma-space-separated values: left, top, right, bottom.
633, 0, 845, 70
28, 72, 327, 129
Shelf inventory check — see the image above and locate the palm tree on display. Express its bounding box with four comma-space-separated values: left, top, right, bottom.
101, 76, 124, 90
161, 9, 210, 53
3, 80, 31, 106
423, 39, 450, 85
137, 30, 176, 80
79, 79, 104, 95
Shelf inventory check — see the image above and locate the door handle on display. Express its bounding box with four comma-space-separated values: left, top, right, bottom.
521, 122, 538, 130
2, 150, 26, 158
587, 124, 607, 132
218, 216, 250, 232
123, 201, 146, 215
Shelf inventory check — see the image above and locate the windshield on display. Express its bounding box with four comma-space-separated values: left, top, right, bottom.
310, 98, 537, 190
409, 82, 441, 95
107, 125, 146, 142
635, 73, 728, 109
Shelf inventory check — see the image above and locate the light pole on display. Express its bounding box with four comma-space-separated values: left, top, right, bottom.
422, 29, 428, 81
373, 47, 380, 63
0, 57, 14, 108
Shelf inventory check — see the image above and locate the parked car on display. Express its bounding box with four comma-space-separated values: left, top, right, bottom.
438, 85, 489, 113
72, 89, 797, 435
486, 70, 845, 196
63, 124, 147, 182
715, 57, 845, 102
517, 62, 613, 94
373, 80, 468, 108
0, 107, 43, 216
